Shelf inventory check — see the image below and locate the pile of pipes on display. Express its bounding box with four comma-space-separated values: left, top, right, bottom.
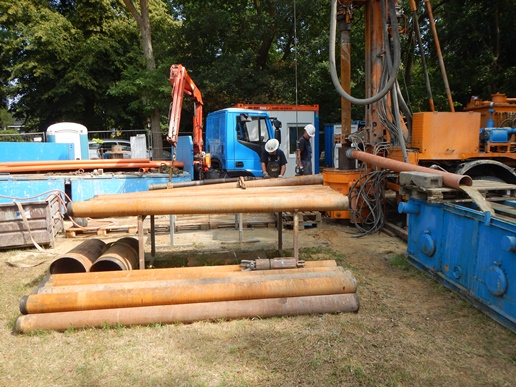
15, 260, 359, 333
0, 158, 183, 174
66, 175, 349, 218
49, 237, 139, 274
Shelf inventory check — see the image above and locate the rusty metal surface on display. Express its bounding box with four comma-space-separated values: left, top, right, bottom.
38, 266, 349, 294
21, 269, 357, 314
15, 293, 359, 333
44, 260, 339, 287
90, 237, 139, 272
348, 149, 472, 189
67, 185, 349, 218
49, 239, 106, 274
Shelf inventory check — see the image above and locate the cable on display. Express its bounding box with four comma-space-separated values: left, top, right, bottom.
347, 169, 393, 237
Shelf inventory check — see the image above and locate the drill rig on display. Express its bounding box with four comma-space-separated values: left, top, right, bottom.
324, 0, 516, 226
325, 0, 516, 332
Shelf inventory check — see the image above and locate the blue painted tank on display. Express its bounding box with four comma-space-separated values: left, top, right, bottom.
399, 199, 516, 333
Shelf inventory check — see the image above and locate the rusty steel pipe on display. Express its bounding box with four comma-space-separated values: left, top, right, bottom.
91, 184, 333, 201
43, 260, 339, 287
149, 174, 324, 191
15, 293, 359, 333
20, 270, 356, 314
67, 186, 348, 218
347, 149, 472, 189
48, 239, 106, 274
37, 267, 354, 294
90, 237, 139, 272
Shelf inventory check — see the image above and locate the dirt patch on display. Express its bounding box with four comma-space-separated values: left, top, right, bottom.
0, 216, 514, 386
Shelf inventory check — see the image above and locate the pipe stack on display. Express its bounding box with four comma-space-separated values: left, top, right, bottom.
49, 237, 139, 274
15, 260, 359, 332
0, 159, 183, 174
67, 179, 349, 218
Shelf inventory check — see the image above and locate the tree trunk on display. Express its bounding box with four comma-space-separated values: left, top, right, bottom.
122, 0, 163, 159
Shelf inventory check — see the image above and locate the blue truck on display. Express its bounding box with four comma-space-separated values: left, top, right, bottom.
204, 108, 282, 179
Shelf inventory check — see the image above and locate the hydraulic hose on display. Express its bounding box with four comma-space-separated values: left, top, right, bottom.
329, 0, 401, 105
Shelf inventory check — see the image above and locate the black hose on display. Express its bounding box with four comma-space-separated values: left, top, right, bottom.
329, 0, 401, 105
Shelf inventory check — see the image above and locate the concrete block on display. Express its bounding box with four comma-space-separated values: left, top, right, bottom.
399, 171, 443, 188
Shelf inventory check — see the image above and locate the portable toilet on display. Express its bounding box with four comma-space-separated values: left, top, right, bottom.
46, 122, 89, 160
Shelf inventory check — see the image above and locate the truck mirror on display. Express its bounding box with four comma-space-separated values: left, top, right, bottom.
239, 114, 252, 122
275, 128, 281, 143
273, 119, 282, 129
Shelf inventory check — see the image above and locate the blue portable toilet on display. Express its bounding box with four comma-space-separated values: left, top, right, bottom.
46, 122, 89, 160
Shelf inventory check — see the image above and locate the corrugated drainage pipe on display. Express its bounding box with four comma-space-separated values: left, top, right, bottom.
90, 237, 139, 272
49, 239, 106, 274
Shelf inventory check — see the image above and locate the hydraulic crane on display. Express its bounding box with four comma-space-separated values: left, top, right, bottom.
167, 64, 211, 179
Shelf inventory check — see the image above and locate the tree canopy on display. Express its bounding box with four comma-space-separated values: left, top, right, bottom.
0, 0, 515, 134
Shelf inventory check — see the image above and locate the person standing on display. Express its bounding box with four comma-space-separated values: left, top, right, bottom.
261, 138, 287, 178
296, 124, 315, 175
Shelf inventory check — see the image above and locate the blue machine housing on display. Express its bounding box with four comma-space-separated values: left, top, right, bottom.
399, 199, 516, 333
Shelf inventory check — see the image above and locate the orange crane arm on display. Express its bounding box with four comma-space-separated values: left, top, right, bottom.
167, 64, 204, 156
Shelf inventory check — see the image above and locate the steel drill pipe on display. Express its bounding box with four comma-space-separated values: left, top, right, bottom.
149, 174, 323, 191
43, 260, 338, 287
67, 186, 349, 218
20, 270, 355, 314
90, 237, 139, 272
37, 267, 355, 295
91, 184, 332, 201
347, 149, 473, 189
48, 239, 106, 274
15, 293, 359, 333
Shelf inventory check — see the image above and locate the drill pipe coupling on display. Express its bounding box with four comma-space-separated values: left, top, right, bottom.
240, 258, 305, 271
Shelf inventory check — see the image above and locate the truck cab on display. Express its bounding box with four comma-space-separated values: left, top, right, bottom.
206, 108, 280, 178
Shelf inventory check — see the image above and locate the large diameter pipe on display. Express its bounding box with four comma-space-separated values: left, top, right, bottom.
67, 187, 349, 217
49, 239, 106, 274
90, 237, 139, 272
15, 293, 359, 333
20, 270, 355, 314
347, 149, 472, 189
37, 267, 355, 295
43, 260, 339, 287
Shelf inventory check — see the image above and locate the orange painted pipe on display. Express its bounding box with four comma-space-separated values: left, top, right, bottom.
15, 293, 359, 333
21, 270, 354, 314
67, 186, 349, 217
347, 149, 472, 189
43, 260, 338, 287
37, 267, 354, 294
48, 239, 106, 274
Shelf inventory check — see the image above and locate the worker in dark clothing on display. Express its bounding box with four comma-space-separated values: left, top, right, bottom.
296, 124, 315, 175
261, 138, 287, 178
